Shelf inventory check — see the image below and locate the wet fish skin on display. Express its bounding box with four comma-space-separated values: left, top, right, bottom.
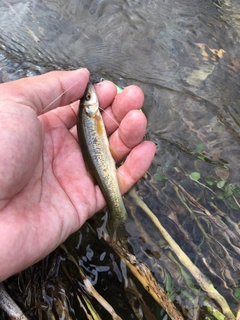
77, 82, 127, 235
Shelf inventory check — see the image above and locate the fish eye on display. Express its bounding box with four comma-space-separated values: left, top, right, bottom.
85, 93, 91, 101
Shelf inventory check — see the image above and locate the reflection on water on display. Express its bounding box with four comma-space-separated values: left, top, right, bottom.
1, 0, 240, 319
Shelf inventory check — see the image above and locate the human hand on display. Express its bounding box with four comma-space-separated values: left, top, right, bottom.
0, 68, 156, 281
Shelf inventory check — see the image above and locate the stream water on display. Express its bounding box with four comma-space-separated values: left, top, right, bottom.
0, 1, 240, 319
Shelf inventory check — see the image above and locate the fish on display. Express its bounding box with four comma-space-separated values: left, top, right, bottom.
77, 82, 127, 237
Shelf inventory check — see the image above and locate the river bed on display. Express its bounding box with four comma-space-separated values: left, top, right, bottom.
0, 1, 240, 319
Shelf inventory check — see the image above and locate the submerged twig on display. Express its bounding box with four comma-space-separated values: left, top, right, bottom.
61, 262, 100, 320
236, 305, 240, 320
81, 293, 102, 320
60, 244, 122, 320
167, 209, 231, 287
129, 186, 235, 320
125, 277, 158, 320
87, 222, 184, 320
209, 202, 240, 235
165, 173, 240, 246
0, 283, 27, 320
110, 241, 184, 320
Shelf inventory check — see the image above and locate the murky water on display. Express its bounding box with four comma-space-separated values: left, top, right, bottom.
0, 0, 240, 319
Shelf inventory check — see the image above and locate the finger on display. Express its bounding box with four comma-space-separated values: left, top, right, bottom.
45, 101, 79, 130
112, 85, 144, 119
102, 85, 144, 135
0, 69, 90, 115
94, 81, 117, 109
109, 110, 147, 163
117, 141, 156, 194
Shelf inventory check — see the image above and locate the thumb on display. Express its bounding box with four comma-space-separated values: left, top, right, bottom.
0, 68, 90, 115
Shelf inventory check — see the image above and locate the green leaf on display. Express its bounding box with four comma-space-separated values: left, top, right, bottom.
154, 174, 167, 181
226, 196, 239, 210
217, 180, 226, 189
196, 143, 203, 154
190, 172, 201, 181
205, 177, 213, 186
232, 183, 240, 195
233, 287, 240, 300
197, 155, 205, 161
224, 185, 233, 197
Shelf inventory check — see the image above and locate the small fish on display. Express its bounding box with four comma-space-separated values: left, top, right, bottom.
77, 82, 127, 236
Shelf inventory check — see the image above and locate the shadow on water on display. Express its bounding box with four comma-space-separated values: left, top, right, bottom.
0, 0, 240, 319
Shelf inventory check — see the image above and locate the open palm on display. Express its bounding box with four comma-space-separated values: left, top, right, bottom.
0, 69, 155, 281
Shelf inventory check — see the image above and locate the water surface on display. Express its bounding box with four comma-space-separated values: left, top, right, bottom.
0, 1, 240, 319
